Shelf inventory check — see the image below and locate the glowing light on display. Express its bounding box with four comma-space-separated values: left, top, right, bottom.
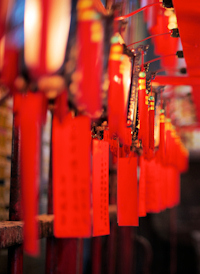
46, 0, 71, 73
114, 75, 120, 83
167, 12, 178, 30
122, 55, 131, 115
0, 36, 5, 71
24, 0, 42, 68
24, 0, 71, 76
168, 22, 177, 30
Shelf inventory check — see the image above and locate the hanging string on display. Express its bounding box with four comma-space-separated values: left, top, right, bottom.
127, 32, 170, 47
115, 2, 161, 21
145, 53, 176, 65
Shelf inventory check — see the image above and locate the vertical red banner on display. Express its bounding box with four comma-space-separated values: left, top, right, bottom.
117, 154, 138, 226
53, 115, 91, 237
17, 91, 47, 255
145, 156, 161, 213
92, 139, 110, 236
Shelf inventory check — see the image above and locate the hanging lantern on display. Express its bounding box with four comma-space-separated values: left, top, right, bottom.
24, 0, 71, 79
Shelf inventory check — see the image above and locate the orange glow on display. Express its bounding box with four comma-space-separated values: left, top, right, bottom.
46, 0, 71, 73
24, 0, 42, 68
24, 0, 71, 75
0, 36, 5, 71
122, 55, 131, 116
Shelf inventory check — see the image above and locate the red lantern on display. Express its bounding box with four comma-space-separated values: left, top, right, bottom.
24, 0, 71, 79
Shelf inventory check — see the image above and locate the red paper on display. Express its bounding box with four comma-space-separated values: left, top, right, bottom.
92, 139, 110, 236
53, 115, 91, 237
145, 156, 161, 213
16, 91, 47, 255
117, 155, 138, 226
138, 156, 146, 217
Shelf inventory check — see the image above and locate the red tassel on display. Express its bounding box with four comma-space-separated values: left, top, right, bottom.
108, 38, 127, 144
143, 91, 150, 158
138, 156, 146, 217
75, 1, 103, 116
159, 109, 165, 164
16, 91, 47, 255
165, 118, 172, 165
138, 71, 146, 142
149, 96, 155, 150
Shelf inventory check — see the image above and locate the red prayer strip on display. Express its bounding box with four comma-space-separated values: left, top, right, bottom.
92, 139, 110, 236
16, 91, 47, 255
145, 156, 161, 213
117, 155, 138, 226
53, 115, 91, 237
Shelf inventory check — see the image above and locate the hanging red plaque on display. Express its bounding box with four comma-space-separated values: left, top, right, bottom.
53, 115, 91, 237
117, 154, 138, 226
92, 139, 110, 236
